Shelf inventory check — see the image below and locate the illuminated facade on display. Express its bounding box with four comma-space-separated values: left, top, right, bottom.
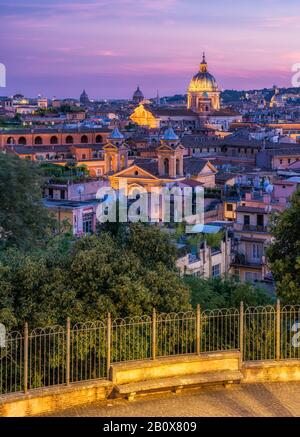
106, 127, 217, 193
130, 104, 159, 128
103, 127, 128, 173
187, 53, 220, 112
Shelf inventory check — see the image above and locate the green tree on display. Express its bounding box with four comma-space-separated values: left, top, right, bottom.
267, 190, 300, 303
0, 227, 191, 329
0, 154, 55, 251
185, 276, 272, 310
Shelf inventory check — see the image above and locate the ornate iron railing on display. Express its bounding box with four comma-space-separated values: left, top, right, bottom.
1, 301, 300, 397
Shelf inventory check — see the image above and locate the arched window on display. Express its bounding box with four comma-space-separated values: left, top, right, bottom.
95, 135, 103, 143
109, 156, 113, 172
81, 135, 88, 144
50, 136, 58, 145
7, 137, 15, 145
176, 159, 180, 176
121, 155, 125, 169
164, 158, 169, 176
18, 137, 27, 145
34, 136, 43, 145
66, 135, 74, 144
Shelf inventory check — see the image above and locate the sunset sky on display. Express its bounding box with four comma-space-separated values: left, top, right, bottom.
1, 0, 300, 99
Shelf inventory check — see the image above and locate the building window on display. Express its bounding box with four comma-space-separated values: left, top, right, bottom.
234, 269, 240, 281
95, 135, 103, 143
280, 159, 283, 164
82, 154, 86, 160
50, 136, 58, 145
7, 137, 15, 145
244, 215, 250, 226
60, 190, 65, 200
83, 213, 93, 234
81, 135, 88, 144
245, 271, 260, 283
212, 264, 221, 277
176, 159, 180, 176
18, 137, 27, 145
163, 158, 169, 175
257, 214, 264, 227
48, 188, 53, 199
226, 203, 233, 212
252, 244, 261, 260
66, 135, 74, 144
34, 136, 43, 145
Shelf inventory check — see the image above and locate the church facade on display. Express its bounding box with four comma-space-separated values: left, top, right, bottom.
106, 126, 218, 194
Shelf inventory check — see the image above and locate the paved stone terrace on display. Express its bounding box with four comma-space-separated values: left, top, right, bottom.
48, 382, 300, 417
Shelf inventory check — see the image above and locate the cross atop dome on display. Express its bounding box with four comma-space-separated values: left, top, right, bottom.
200, 52, 208, 73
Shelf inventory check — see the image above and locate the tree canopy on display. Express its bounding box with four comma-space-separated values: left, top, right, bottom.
185, 275, 272, 310
0, 225, 191, 329
267, 190, 300, 303
0, 154, 54, 251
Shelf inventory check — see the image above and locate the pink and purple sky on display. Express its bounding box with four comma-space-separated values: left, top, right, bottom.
1, 0, 300, 99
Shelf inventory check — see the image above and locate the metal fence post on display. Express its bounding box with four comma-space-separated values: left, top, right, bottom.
66, 317, 70, 386
152, 308, 157, 360
239, 301, 244, 363
196, 304, 201, 355
107, 313, 111, 377
276, 299, 281, 361
24, 323, 28, 394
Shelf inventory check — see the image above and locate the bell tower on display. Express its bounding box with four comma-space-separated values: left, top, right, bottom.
103, 127, 128, 174
157, 126, 184, 178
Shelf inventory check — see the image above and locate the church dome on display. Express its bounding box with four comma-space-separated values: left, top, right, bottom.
188, 54, 218, 93
133, 86, 144, 101
108, 126, 124, 140
162, 126, 179, 141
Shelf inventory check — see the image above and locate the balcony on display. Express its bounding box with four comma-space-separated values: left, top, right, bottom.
235, 223, 269, 233
231, 253, 265, 268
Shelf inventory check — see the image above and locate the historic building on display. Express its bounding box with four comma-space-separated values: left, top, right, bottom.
187, 53, 220, 113
130, 54, 240, 131
0, 126, 110, 148
80, 89, 90, 106
130, 104, 159, 128
107, 126, 218, 193
132, 86, 144, 105
103, 127, 129, 174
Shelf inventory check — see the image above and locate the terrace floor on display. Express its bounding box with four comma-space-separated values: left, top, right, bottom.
48, 382, 300, 417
